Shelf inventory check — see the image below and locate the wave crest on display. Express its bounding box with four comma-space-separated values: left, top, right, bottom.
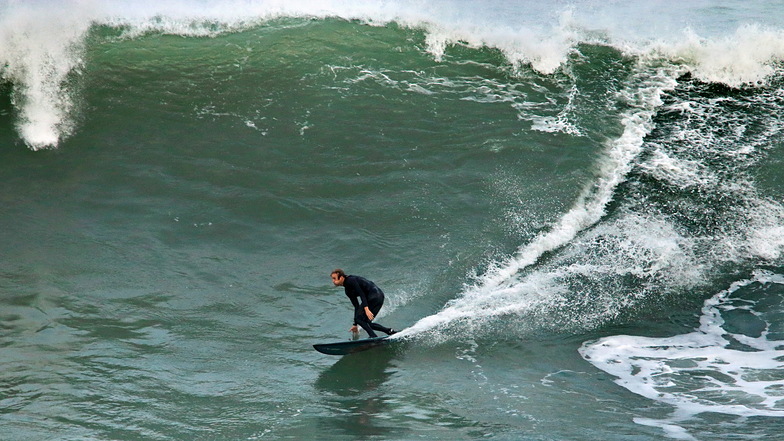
1, 1, 783, 150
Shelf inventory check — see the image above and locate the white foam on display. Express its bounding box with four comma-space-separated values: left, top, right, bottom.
529, 83, 583, 136
419, 9, 579, 75
746, 198, 784, 262
0, 2, 96, 150
580, 270, 784, 418
633, 418, 697, 441
655, 25, 784, 88
638, 149, 718, 191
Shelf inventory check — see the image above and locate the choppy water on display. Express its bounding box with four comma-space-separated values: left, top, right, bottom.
2, 1, 784, 440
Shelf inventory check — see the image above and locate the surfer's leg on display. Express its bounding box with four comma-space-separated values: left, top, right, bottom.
366, 296, 396, 335
369, 322, 396, 335
357, 320, 378, 337
354, 309, 379, 338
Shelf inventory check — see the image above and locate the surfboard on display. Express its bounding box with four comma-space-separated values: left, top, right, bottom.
313, 336, 391, 355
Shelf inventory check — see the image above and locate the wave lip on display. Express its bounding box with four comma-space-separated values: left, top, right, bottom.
654, 24, 784, 87
0, 3, 95, 150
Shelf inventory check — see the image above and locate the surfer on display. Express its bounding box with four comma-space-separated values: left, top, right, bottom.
331, 269, 397, 338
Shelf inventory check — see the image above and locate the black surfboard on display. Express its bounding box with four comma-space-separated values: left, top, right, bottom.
313, 336, 391, 355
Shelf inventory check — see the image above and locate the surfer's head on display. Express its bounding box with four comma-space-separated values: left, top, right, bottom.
331, 269, 346, 286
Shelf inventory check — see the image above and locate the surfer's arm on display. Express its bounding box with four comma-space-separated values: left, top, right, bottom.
345, 277, 372, 308
345, 286, 361, 327
345, 284, 360, 309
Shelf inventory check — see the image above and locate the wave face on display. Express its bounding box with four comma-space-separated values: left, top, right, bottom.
2, 1, 784, 440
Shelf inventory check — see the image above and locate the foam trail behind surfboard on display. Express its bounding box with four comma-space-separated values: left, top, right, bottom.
398, 66, 681, 339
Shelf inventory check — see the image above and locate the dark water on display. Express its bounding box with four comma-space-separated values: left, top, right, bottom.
2, 2, 784, 440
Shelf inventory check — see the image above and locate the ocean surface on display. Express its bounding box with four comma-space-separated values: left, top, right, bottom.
2, 1, 784, 440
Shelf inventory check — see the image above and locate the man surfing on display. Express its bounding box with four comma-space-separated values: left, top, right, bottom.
331, 269, 397, 338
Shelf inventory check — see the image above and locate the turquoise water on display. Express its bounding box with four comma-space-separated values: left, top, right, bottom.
2, 1, 784, 440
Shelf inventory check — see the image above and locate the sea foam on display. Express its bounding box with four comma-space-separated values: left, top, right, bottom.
580, 270, 784, 418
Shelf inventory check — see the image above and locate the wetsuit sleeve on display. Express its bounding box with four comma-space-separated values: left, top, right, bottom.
344, 277, 361, 325
346, 289, 359, 325
347, 292, 360, 309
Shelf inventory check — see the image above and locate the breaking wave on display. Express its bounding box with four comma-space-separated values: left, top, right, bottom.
2, 1, 784, 149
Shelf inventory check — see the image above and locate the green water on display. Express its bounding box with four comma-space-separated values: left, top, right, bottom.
2, 8, 784, 441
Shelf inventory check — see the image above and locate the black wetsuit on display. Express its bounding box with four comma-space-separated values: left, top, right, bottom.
343, 275, 393, 338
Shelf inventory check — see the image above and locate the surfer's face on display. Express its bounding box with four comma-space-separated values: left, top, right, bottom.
331, 273, 344, 286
